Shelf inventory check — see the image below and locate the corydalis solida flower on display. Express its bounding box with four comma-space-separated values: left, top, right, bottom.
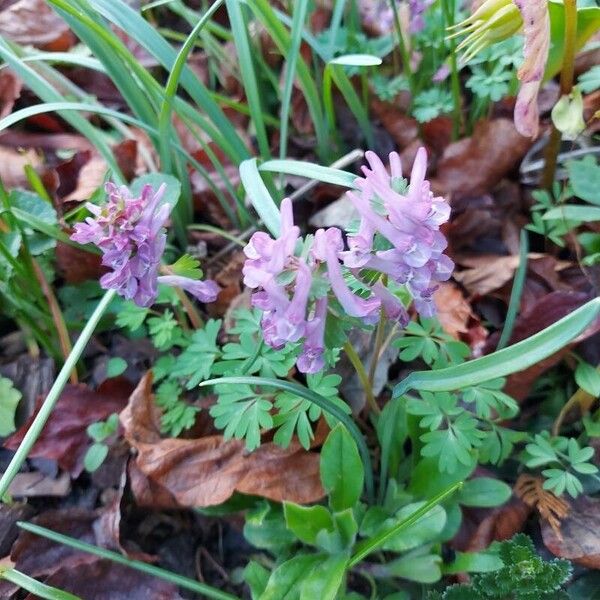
243, 149, 453, 374
71, 183, 219, 307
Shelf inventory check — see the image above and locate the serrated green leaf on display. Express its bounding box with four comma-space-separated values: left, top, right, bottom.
169, 254, 203, 280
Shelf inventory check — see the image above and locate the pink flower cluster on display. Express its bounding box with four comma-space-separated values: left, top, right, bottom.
243, 148, 453, 374
71, 183, 219, 307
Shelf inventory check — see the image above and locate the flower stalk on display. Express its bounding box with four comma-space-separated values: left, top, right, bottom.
541, 0, 578, 190
0, 289, 116, 501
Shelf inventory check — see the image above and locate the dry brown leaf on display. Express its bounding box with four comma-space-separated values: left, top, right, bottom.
0, 70, 21, 119
62, 155, 108, 203
431, 119, 533, 198
434, 282, 475, 337
515, 474, 569, 540
541, 495, 600, 569
121, 374, 324, 508
5, 379, 134, 477
0, 145, 41, 189
0, 0, 73, 49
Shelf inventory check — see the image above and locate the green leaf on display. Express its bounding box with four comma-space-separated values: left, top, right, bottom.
83, 442, 109, 472
147, 310, 179, 350
244, 502, 296, 553
394, 298, 600, 396
566, 155, 600, 205
0, 568, 81, 600
575, 362, 600, 396
0, 376, 21, 436
260, 554, 322, 600
360, 502, 447, 553
349, 483, 461, 567
210, 384, 273, 451
200, 376, 374, 502
116, 303, 148, 331
543, 205, 600, 221
299, 553, 348, 600
244, 561, 270, 600
283, 503, 333, 546
386, 552, 442, 583
240, 158, 280, 237
169, 254, 203, 279
259, 159, 357, 188
106, 357, 127, 378
457, 477, 512, 507
320, 424, 364, 511
329, 53, 382, 66
129, 173, 181, 212
547, 2, 600, 78
442, 551, 504, 575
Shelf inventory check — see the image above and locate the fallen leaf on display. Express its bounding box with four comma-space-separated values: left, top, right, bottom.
5, 379, 134, 477
0, 145, 41, 189
0, 503, 33, 556
36, 560, 184, 600
55, 241, 105, 284
515, 474, 569, 540
8, 471, 70, 499
542, 495, 600, 569
453, 253, 561, 297
431, 119, 533, 198
121, 374, 324, 508
0, 0, 74, 50
0, 70, 21, 119
370, 98, 417, 149
6, 509, 183, 600
62, 155, 108, 203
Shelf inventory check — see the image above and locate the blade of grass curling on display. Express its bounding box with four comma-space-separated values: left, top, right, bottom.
497, 229, 529, 350
239, 158, 281, 237
279, 0, 310, 165
225, 0, 270, 158
349, 482, 462, 566
394, 297, 600, 396
260, 159, 357, 188
16, 522, 240, 600
0, 569, 81, 600
200, 376, 375, 503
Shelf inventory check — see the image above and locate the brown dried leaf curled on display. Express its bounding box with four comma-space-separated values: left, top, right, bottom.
515, 474, 569, 540
121, 374, 324, 508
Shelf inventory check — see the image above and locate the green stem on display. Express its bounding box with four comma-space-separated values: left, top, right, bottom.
389, 0, 415, 103
0, 289, 116, 500
540, 0, 577, 190
344, 341, 380, 415
368, 306, 386, 390
443, 0, 461, 140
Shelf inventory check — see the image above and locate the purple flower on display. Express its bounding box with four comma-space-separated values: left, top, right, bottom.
71, 182, 219, 307
343, 148, 454, 320
409, 0, 434, 33
297, 297, 328, 374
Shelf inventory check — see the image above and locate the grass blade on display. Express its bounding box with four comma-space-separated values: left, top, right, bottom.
0, 569, 81, 600
348, 482, 462, 567
497, 229, 528, 350
200, 375, 374, 502
225, 0, 270, 158
279, 0, 310, 163
239, 158, 281, 237
394, 297, 600, 396
260, 159, 357, 187
16, 522, 240, 600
